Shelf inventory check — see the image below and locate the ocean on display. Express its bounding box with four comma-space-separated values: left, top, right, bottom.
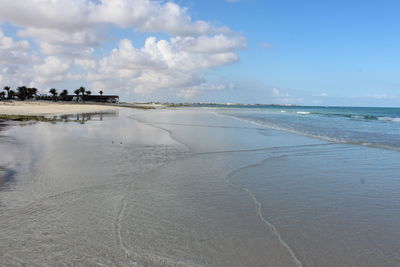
214, 105, 400, 150
0, 107, 399, 266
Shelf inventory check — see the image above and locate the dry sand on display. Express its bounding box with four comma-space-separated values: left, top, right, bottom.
0, 101, 118, 116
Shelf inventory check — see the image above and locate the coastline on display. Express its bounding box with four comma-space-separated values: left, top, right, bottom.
0, 101, 175, 122
0, 101, 119, 116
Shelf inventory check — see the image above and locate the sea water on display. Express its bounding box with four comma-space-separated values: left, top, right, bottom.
132, 107, 400, 266
215, 105, 400, 150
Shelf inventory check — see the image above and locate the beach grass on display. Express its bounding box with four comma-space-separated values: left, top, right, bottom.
0, 114, 57, 122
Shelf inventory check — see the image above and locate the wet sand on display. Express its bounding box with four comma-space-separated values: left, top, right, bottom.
0, 108, 399, 266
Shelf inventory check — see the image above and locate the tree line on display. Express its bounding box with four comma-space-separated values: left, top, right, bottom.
1, 86, 104, 102
0, 86, 38, 101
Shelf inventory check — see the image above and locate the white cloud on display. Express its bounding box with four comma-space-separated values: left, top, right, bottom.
0, 0, 229, 43
270, 87, 304, 104
33, 56, 71, 86
0, 30, 31, 64
75, 58, 97, 70
38, 41, 95, 57
89, 0, 229, 36
177, 83, 234, 99
0, 29, 34, 86
0, 0, 246, 98
0, 62, 35, 88
0, 30, 30, 51
0, 0, 90, 31
272, 88, 290, 97
278, 97, 304, 104
18, 28, 102, 47
369, 94, 397, 100
312, 92, 329, 97
183, 35, 246, 53
85, 36, 241, 95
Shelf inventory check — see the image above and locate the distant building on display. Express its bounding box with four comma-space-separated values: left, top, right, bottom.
37, 94, 119, 103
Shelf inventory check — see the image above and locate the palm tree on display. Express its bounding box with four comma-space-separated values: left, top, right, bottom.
49, 88, 58, 101
79, 86, 86, 102
3, 86, 10, 100
26, 88, 32, 99
28, 88, 38, 99
99, 90, 103, 96
74, 89, 80, 102
9, 90, 16, 100
60, 89, 68, 101
85, 90, 91, 96
17, 86, 28, 101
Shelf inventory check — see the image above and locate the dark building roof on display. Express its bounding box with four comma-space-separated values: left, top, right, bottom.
74, 95, 119, 102
69, 95, 119, 98
36, 94, 119, 102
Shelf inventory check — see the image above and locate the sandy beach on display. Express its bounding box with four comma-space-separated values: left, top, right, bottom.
0, 101, 118, 116
1, 0, 399, 265
0, 107, 400, 266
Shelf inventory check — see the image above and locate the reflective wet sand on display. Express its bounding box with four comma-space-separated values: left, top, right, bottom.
0, 108, 399, 266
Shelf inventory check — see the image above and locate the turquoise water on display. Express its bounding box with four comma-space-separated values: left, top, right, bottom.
215, 106, 400, 150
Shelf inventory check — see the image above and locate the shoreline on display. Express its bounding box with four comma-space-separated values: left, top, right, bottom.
0, 101, 170, 122
0, 100, 119, 116
0, 101, 186, 122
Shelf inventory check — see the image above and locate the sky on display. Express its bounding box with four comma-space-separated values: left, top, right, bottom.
0, 0, 399, 106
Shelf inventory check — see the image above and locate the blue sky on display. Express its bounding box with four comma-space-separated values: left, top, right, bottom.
190, 0, 400, 106
0, 0, 399, 106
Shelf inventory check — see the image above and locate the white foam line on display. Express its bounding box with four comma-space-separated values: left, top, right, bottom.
135, 121, 256, 130
243, 187, 303, 267
211, 110, 400, 152
192, 143, 334, 157
115, 183, 138, 265
226, 155, 303, 267
128, 114, 192, 153
114, 114, 192, 266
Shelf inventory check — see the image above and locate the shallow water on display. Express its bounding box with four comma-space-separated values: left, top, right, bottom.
216, 106, 400, 150
0, 108, 399, 266
229, 145, 400, 266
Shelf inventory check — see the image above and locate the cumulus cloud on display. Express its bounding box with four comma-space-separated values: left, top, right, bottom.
33, 56, 71, 86
183, 34, 246, 53
85, 36, 240, 94
0, 30, 31, 64
0, 29, 34, 86
89, 0, 229, 36
0, 0, 245, 97
0, 0, 90, 32
0, 30, 30, 51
